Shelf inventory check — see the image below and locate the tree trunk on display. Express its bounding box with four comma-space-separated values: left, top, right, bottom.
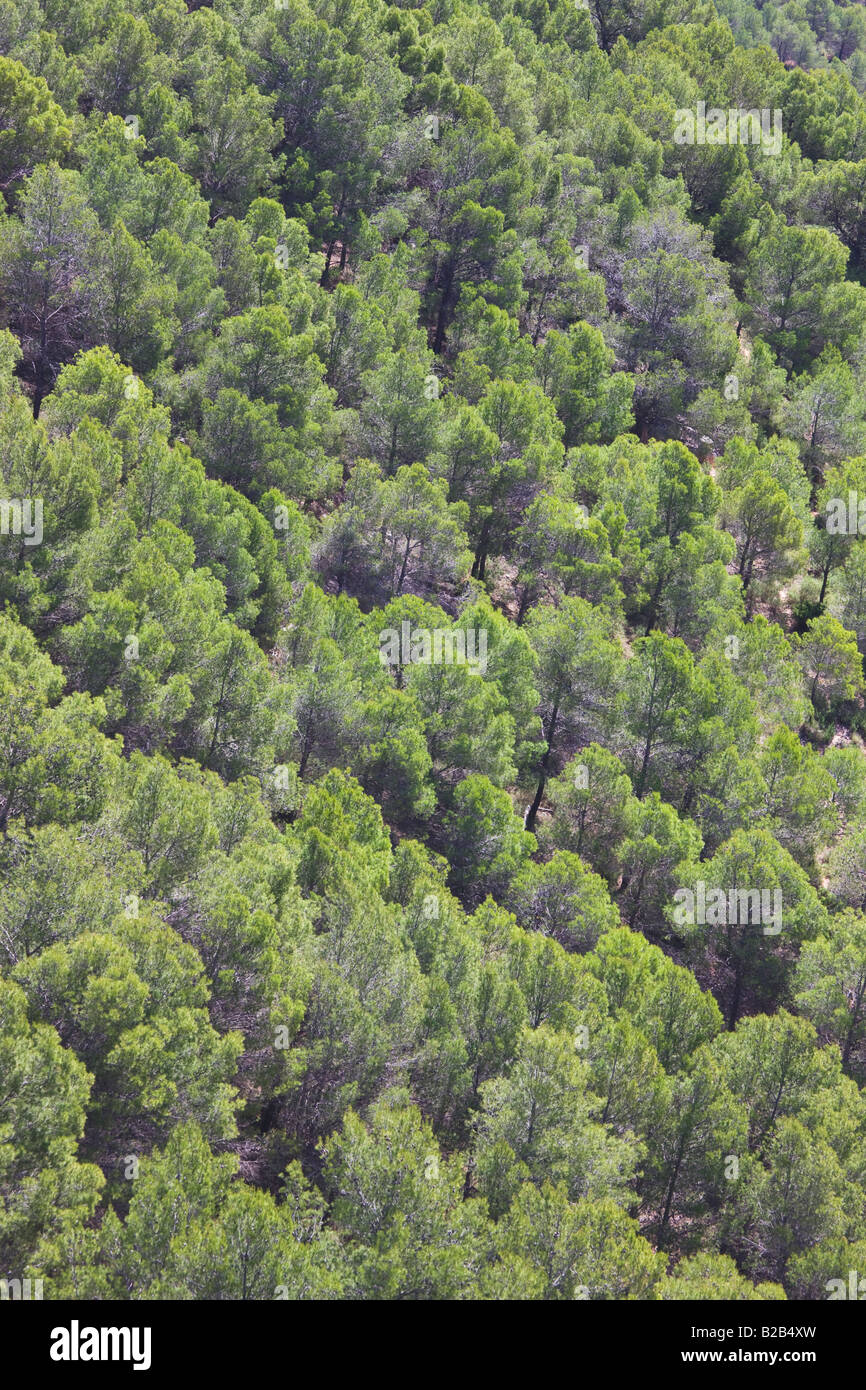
525, 703, 559, 833
659, 1140, 685, 1242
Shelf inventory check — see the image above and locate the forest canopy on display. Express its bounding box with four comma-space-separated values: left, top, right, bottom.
1, 0, 866, 1304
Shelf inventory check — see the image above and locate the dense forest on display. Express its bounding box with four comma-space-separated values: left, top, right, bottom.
2, 0, 866, 1304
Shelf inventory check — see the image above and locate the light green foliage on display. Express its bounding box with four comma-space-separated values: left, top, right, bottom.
0, 0, 865, 1307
